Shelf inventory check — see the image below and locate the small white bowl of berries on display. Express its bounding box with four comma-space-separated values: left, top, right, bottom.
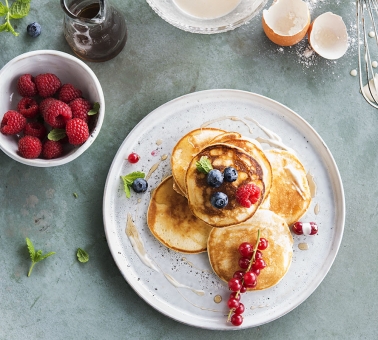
0, 50, 105, 167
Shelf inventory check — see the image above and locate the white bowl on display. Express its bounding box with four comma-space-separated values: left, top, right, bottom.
0, 50, 105, 167
146, 0, 268, 34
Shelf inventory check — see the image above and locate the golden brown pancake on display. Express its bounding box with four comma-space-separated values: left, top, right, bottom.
222, 138, 272, 204
147, 176, 212, 253
207, 209, 293, 290
171, 128, 226, 197
209, 131, 242, 144
264, 149, 311, 226
185, 143, 265, 228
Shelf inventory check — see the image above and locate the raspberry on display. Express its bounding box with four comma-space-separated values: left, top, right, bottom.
58, 84, 82, 103
34, 73, 62, 98
17, 97, 39, 119
18, 136, 42, 159
17, 74, 37, 97
39, 97, 55, 114
235, 184, 261, 208
66, 118, 89, 145
43, 99, 72, 128
24, 121, 48, 140
69, 98, 91, 123
0, 110, 27, 135
42, 140, 63, 159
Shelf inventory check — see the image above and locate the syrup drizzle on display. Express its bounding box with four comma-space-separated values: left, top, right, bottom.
145, 154, 168, 181
125, 214, 208, 305
125, 213, 159, 272
181, 257, 213, 273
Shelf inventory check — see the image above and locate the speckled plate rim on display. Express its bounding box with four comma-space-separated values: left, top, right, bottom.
103, 89, 345, 330
146, 0, 268, 34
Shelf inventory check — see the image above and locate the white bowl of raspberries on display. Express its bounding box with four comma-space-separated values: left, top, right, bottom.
0, 50, 105, 167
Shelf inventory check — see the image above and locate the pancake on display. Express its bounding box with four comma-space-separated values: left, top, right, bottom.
222, 138, 272, 204
171, 128, 226, 197
147, 176, 212, 253
209, 131, 242, 144
185, 143, 265, 228
207, 209, 293, 290
264, 149, 311, 226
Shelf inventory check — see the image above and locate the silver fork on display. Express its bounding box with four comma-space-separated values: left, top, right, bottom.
357, 0, 378, 108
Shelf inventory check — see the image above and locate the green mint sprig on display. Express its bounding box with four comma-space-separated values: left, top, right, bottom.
196, 156, 213, 174
26, 237, 55, 277
88, 102, 100, 116
48, 129, 66, 141
0, 0, 31, 37
76, 248, 89, 263
121, 171, 145, 198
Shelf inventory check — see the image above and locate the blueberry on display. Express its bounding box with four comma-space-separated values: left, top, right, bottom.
207, 169, 223, 187
27, 22, 41, 38
224, 167, 238, 182
131, 178, 148, 193
210, 192, 228, 209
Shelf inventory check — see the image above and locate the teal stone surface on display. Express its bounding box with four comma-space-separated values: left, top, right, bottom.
0, 1, 377, 339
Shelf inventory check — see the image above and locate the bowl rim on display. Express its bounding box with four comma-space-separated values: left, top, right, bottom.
0, 50, 105, 167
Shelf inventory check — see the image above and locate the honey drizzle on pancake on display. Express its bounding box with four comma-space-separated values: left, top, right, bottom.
284, 164, 307, 199
125, 213, 159, 272
145, 154, 168, 180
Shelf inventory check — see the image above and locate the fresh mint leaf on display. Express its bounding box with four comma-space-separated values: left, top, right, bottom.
88, 102, 100, 116
26, 237, 35, 259
48, 129, 66, 141
196, 156, 213, 174
26, 238, 55, 277
9, 0, 30, 19
76, 248, 89, 263
121, 171, 145, 198
1, 0, 31, 36
0, 3, 8, 16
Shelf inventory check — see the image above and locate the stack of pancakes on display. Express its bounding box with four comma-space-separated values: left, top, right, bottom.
147, 128, 312, 290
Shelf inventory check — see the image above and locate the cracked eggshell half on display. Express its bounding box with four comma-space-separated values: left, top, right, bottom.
308, 12, 348, 60
262, 0, 310, 46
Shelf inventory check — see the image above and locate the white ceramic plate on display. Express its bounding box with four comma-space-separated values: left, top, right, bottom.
146, 0, 268, 34
103, 89, 345, 330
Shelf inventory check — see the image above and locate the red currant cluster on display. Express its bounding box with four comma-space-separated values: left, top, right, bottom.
227, 230, 269, 326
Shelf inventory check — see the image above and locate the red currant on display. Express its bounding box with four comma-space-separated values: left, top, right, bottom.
239, 286, 247, 293
244, 280, 257, 289
258, 238, 268, 250
227, 298, 240, 309
127, 152, 140, 163
228, 278, 242, 292
230, 314, 243, 326
254, 250, 263, 260
243, 271, 257, 286
252, 258, 266, 271
230, 292, 240, 301
234, 303, 245, 315
238, 242, 253, 258
252, 268, 260, 276
233, 270, 244, 281
238, 257, 250, 270
292, 221, 318, 235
